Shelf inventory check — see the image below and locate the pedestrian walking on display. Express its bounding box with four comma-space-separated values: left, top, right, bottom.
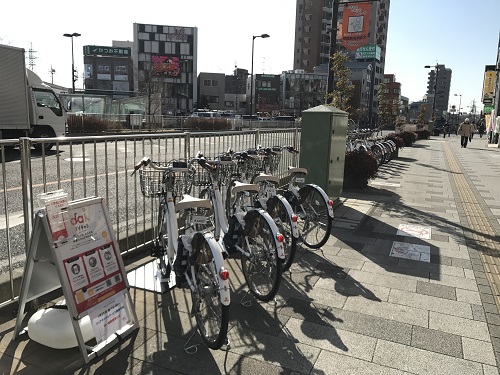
443, 122, 450, 138
478, 119, 486, 138
458, 118, 472, 148
469, 121, 477, 142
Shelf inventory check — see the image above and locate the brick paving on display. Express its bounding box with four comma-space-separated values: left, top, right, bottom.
0, 132, 499, 374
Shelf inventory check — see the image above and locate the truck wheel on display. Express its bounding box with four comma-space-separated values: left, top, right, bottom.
32, 127, 55, 151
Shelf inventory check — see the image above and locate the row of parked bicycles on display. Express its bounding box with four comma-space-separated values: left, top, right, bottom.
131, 145, 334, 351
346, 129, 398, 165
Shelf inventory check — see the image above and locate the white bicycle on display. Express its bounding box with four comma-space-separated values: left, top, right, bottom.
132, 157, 230, 350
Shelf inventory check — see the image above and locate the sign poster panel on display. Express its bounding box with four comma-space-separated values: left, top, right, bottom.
88, 291, 130, 344
342, 2, 371, 51
54, 201, 127, 315
40, 190, 69, 242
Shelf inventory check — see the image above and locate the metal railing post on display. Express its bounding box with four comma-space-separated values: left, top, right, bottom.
19, 138, 33, 251
293, 128, 300, 166
184, 132, 191, 160
254, 129, 260, 149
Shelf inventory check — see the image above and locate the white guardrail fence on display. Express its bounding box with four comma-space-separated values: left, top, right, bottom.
0, 128, 300, 307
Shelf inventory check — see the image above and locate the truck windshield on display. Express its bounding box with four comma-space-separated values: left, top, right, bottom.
34, 89, 63, 117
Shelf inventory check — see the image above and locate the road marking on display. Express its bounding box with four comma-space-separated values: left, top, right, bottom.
0, 170, 128, 194
64, 157, 90, 162
443, 142, 500, 310
0, 211, 24, 230
397, 224, 431, 239
390, 241, 430, 262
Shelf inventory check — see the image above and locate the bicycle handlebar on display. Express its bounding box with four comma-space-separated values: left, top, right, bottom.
131, 156, 151, 176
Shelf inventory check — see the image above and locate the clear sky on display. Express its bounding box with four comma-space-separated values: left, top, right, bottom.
1, 0, 499, 114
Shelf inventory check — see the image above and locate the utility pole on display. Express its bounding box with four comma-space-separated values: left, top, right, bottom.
48, 65, 56, 84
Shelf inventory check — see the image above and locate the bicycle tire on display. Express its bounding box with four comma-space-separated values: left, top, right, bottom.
295, 185, 332, 249
267, 196, 297, 272
156, 202, 171, 281
240, 210, 282, 301
190, 236, 229, 350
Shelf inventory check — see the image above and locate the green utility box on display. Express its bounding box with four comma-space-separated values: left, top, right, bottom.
299, 105, 348, 201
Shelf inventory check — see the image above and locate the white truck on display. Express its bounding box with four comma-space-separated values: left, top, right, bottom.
0, 44, 66, 150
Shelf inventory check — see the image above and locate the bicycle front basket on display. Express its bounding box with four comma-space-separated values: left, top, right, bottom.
139, 168, 164, 197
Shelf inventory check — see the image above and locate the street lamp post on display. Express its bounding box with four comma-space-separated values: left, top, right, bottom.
250, 34, 269, 115
424, 64, 439, 122
454, 93, 462, 125
63, 32, 81, 93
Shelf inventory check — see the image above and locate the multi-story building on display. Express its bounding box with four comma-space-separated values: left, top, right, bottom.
83, 43, 134, 98
133, 23, 197, 116
293, 0, 391, 126
254, 74, 281, 115
280, 70, 326, 117
197, 72, 225, 111
224, 68, 248, 114
426, 64, 452, 120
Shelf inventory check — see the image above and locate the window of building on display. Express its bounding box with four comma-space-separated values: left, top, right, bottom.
203, 79, 219, 87
304, 37, 311, 43
207, 96, 219, 103
305, 14, 312, 21
304, 26, 312, 32
225, 101, 234, 107
303, 48, 310, 55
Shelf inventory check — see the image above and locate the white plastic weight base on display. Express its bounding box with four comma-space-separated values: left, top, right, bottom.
28, 306, 94, 349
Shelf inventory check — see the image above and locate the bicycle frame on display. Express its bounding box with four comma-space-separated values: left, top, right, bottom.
203, 163, 285, 260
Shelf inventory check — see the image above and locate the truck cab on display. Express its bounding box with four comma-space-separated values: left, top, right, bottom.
27, 70, 67, 140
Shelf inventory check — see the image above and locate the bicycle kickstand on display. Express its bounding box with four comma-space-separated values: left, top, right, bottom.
240, 289, 253, 307
183, 329, 199, 354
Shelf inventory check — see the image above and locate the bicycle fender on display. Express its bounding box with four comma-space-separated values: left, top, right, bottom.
203, 232, 231, 306
276, 194, 299, 238
300, 184, 334, 218
245, 208, 285, 259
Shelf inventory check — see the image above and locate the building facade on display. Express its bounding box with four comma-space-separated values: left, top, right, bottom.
293, 0, 391, 126
280, 70, 327, 117
426, 64, 452, 120
197, 72, 226, 111
133, 23, 197, 116
83, 44, 134, 99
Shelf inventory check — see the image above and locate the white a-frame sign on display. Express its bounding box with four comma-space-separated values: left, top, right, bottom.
14, 192, 138, 365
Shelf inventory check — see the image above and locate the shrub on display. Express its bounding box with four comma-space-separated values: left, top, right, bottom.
415, 129, 431, 140
67, 114, 123, 134
385, 133, 404, 149
399, 131, 417, 146
343, 150, 378, 189
184, 118, 231, 131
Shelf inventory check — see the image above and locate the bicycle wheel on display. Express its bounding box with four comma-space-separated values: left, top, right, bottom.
240, 210, 282, 301
267, 197, 297, 272
296, 186, 332, 249
190, 236, 229, 349
155, 202, 171, 281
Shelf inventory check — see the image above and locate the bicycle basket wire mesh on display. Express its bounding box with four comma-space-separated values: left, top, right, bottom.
191, 161, 212, 187
265, 152, 282, 174
139, 163, 168, 198
166, 162, 195, 198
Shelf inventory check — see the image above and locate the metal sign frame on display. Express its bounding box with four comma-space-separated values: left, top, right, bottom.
13, 196, 138, 365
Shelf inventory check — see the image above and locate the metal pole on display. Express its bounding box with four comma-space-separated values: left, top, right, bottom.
326, 0, 340, 104
71, 36, 75, 93
368, 60, 376, 127
431, 64, 439, 120
250, 37, 255, 115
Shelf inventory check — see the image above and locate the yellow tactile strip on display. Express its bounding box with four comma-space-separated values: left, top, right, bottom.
443, 143, 500, 308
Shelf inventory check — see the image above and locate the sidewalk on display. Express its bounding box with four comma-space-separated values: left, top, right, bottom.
1, 133, 500, 374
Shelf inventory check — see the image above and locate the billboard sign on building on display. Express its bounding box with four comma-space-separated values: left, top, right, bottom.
355, 45, 381, 61
482, 65, 496, 105
151, 55, 181, 77
84, 45, 131, 57
342, 2, 371, 51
